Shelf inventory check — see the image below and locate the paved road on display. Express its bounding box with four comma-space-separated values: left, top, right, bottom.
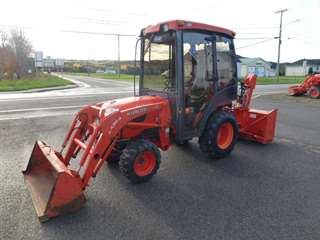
1, 93, 319, 240
0, 74, 293, 121
255, 83, 294, 95
0, 75, 134, 120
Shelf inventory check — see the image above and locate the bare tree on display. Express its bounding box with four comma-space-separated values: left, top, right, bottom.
0, 30, 15, 79
0, 47, 17, 79
0, 30, 8, 48
9, 29, 33, 78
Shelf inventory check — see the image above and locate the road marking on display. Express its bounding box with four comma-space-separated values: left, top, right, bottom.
0, 112, 74, 121
0, 105, 85, 113
252, 94, 260, 99
75, 76, 132, 86
56, 75, 90, 88
0, 90, 133, 102
255, 90, 287, 95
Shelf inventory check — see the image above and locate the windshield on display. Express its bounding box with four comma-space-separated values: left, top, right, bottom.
142, 32, 175, 92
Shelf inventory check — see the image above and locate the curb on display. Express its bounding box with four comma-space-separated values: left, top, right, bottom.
0, 84, 77, 94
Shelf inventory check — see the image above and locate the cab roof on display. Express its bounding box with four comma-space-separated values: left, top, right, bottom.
142, 20, 236, 38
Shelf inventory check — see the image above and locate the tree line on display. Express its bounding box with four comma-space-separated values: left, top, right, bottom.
0, 29, 33, 80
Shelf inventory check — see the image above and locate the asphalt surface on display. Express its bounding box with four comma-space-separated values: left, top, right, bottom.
0, 74, 291, 121
0, 76, 319, 239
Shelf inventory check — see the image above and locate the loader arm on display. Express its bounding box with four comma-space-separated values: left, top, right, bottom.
61, 96, 172, 189
23, 96, 171, 221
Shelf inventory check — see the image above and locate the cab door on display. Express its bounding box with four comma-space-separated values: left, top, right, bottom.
181, 32, 215, 137
175, 31, 237, 142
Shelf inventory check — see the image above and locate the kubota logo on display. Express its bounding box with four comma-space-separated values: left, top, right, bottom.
127, 107, 147, 116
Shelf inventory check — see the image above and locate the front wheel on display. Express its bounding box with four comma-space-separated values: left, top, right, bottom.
199, 111, 238, 159
309, 86, 320, 99
119, 139, 161, 184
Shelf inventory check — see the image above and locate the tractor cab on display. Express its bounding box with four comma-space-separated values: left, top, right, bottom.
138, 20, 238, 142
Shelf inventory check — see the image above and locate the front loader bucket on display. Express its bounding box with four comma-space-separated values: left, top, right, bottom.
22, 141, 85, 222
288, 85, 305, 96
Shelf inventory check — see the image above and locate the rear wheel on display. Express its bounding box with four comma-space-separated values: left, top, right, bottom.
309, 86, 320, 99
119, 139, 161, 184
199, 111, 238, 159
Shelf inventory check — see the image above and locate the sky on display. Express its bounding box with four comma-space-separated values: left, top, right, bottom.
1, 0, 319, 62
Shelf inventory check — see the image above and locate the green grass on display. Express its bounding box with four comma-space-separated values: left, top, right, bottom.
256, 76, 305, 85
0, 74, 74, 92
66, 72, 135, 81
67, 72, 305, 85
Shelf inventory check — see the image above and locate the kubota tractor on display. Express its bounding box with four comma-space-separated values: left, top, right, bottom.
288, 73, 320, 99
23, 20, 277, 222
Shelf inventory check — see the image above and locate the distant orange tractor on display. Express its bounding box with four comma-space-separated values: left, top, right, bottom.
23, 20, 278, 222
288, 73, 320, 99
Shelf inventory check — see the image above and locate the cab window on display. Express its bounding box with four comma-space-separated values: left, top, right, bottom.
216, 36, 236, 89
143, 34, 175, 92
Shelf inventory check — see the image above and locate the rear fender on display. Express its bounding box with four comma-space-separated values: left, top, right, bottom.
198, 84, 237, 135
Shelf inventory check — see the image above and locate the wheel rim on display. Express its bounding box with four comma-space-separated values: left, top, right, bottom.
310, 87, 319, 98
216, 122, 234, 150
133, 151, 156, 177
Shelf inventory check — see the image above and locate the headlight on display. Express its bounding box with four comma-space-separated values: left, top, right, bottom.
100, 107, 119, 117
104, 107, 119, 116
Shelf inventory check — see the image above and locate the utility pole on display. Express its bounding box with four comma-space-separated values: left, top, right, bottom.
117, 34, 120, 78
275, 8, 288, 83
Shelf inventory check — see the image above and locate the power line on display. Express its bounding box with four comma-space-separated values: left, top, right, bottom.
288, 37, 320, 47
60, 29, 136, 37
228, 23, 278, 28
0, 24, 137, 37
237, 32, 276, 35
236, 37, 276, 40
233, 26, 279, 30
74, 6, 148, 17
66, 16, 141, 26
74, 6, 115, 13
236, 37, 278, 49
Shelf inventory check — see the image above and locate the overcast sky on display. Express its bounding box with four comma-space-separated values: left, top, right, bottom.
1, 0, 319, 62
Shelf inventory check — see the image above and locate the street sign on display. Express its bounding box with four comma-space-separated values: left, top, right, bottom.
34, 51, 43, 68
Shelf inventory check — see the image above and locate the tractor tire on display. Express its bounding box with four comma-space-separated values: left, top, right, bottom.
106, 151, 120, 165
309, 86, 320, 99
199, 111, 238, 159
119, 139, 161, 184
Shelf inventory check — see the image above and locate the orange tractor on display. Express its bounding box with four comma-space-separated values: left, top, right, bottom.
23, 20, 277, 222
288, 73, 320, 98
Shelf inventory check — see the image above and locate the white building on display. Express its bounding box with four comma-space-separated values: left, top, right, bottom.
285, 59, 320, 76
237, 57, 276, 78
